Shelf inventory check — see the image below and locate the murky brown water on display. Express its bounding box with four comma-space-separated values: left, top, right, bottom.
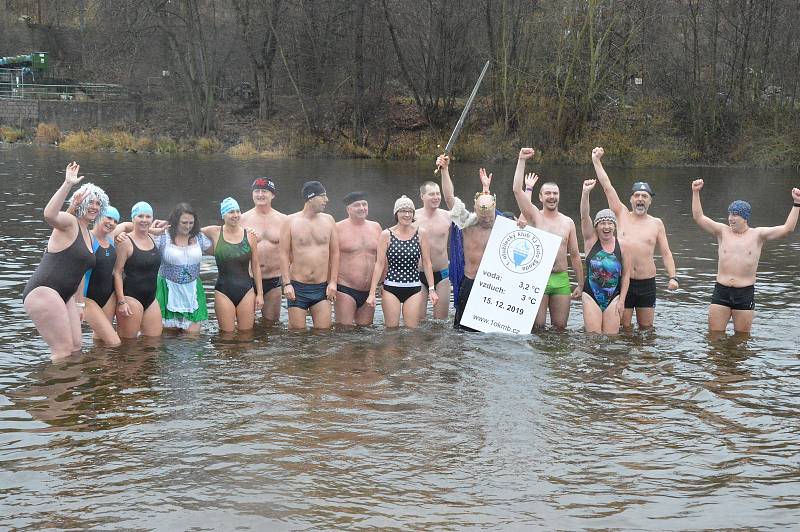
1, 145, 799, 529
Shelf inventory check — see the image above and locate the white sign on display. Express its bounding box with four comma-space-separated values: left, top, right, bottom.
459, 216, 562, 334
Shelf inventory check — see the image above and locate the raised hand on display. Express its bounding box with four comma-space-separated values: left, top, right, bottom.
591, 147, 604, 162
791, 187, 800, 203
479, 167, 492, 193
64, 161, 84, 187
66, 188, 88, 215
692, 179, 704, 191
518, 147, 535, 160
582, 179, 597, 193
524, 172, 538, 191
436, 154, 450, 169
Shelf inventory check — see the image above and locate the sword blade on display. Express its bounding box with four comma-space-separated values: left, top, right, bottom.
444, 60, 491, 154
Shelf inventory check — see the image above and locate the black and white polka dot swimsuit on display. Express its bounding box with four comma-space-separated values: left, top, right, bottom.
382, 229, 424, 304
385, 229, 422, 287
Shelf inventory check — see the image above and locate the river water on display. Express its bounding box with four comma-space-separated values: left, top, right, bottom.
1, 145, 799, 529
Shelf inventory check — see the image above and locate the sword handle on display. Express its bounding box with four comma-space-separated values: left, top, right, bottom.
434, 153, 451, 175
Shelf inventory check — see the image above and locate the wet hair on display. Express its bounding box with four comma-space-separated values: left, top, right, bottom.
419, 181, 439, 195
167, 202, 200, 241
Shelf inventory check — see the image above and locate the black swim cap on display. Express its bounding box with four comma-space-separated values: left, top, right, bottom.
343, 191, 367, 205
302, 181, 327, 201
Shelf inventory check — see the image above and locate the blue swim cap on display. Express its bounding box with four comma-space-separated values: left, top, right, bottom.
728, 200, 751, 222
103, 205, 120, 222
220, 197, 240, 216
131, 201, 153, 219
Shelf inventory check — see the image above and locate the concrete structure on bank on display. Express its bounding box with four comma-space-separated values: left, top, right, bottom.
0, 98, 141, 130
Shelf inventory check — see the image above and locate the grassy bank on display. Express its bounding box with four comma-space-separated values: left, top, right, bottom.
2, 97, 799, 168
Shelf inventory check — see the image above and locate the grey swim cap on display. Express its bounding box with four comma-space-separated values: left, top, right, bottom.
593, 208, 617, 227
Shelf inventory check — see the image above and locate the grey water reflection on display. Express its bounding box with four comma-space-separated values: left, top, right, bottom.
1, 144, 800, 529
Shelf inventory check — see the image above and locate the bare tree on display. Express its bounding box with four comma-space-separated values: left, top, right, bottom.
231, 0, 281, 119
145, 0, 222, 135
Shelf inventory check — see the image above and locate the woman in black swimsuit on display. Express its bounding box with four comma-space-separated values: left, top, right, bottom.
367, 196, 437, 328
113, 201, 163, 338
23, 162, 107, 359
66, 189, 122, 346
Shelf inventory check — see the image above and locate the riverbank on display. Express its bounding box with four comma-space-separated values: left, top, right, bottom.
2, 96, 799, 168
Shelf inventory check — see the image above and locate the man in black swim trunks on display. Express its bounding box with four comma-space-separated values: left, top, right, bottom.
241, 177, 287, 324
335, 192, 382, 326
280, 181, 339, 330
692, 178, 800, 334
591, 147, 679, 329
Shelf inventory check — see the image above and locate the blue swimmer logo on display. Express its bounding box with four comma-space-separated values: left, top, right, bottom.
512, 240, 531, 267
499, 230, 544, 274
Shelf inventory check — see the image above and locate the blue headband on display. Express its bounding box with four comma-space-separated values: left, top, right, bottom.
728, 200, 751, 222
103, 205, 120, 222
220, 197, 240, 216
131, 201, 153, 219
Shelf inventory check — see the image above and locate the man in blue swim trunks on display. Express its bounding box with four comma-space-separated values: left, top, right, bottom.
415, 179, 452, 319
335, 191, 382, 326
280, 180, 339, 330
692, 178, 800, 334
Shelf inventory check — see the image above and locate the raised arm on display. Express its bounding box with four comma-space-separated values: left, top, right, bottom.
691, 179, 726, 236
567, 220, 584, 299
591, 147, 625, 216
655, 219, 679, 289
516, 174, 536, 227
580, 179, 597, 252
513, 148, 543, 226
44, 162, 84, 231
757, 188, 800, 241
326, 218, 340, 299
437, 154, 456, 210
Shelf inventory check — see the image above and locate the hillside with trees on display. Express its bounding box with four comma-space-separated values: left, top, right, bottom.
2, 0, 799, 167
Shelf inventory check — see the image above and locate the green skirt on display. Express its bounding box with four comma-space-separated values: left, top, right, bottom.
156, 275, 208, 329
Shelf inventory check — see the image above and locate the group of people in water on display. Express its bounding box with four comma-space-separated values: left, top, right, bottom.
22, 148, 800, 358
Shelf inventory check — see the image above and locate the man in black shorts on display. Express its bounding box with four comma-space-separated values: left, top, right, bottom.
692, 178, 800, 333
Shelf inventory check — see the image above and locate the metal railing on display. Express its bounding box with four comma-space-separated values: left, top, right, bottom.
0, 82, 129, 101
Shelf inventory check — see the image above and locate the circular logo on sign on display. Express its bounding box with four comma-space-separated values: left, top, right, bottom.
498, 230, 544, 274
